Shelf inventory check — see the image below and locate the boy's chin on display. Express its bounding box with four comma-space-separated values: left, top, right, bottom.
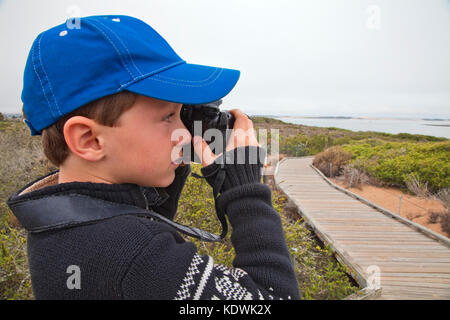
138, 171, 175, 188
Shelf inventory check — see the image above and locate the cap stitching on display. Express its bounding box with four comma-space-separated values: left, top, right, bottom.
85, 19, 135, 80
117, 60, 186, 91
153, 67, 220, 83
145, 68, 224, 88
95, 19, 144, 77
38, 32, 62, 116
31, 34, 56, 120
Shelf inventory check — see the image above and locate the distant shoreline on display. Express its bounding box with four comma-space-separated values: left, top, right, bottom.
4, 112, 450, 122
424, 124, 450, 127
251, 114, 450, 139
270, 115, 450, 122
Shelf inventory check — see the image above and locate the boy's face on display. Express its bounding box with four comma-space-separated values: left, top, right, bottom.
103, 95, 192, 187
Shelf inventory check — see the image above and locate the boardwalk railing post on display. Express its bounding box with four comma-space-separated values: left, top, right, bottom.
398, 195, 403, 215
350, 171, 354, 188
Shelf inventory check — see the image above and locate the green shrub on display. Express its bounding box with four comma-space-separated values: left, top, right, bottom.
279, 133, 336, 157
279, 133, 309, 156
341, 140, 450, 193
0, 209, 33, 300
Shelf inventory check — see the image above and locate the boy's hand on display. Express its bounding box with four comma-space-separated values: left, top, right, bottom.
192, 109, 260, 167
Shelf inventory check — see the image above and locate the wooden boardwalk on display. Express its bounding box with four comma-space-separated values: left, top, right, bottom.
274, 156, 450, 300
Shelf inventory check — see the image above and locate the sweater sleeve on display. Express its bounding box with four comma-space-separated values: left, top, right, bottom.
121, 146, 300, 300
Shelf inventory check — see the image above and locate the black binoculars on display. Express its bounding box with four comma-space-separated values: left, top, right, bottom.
181, 100, 246, 163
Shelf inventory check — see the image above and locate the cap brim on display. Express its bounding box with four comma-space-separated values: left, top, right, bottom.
124, 62, 240, 105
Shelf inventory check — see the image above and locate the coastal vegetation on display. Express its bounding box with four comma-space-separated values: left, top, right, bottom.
251, 117, 448, 196
251, 117, 449, 236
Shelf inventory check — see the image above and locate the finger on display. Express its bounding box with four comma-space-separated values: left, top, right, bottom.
192, 136, 217, 167
228, 109, 247, 119
228, 109, 252, 129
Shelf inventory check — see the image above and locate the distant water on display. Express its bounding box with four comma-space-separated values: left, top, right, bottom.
272, 117, 450, 139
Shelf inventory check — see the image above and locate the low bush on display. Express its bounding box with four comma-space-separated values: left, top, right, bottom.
312, 146, 353, 178
440, 211, 450, 237
340, 161, 371, 189
428, 211, 442, 224
405, 172, 431, 198
434, 188, 450, 209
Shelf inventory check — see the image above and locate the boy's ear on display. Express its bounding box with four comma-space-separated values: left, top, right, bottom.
63, 116, 106, 162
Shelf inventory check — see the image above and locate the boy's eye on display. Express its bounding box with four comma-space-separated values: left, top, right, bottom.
165, 112, 175, 122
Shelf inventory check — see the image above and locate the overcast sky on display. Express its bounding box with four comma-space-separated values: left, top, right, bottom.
1, 0, 449, 118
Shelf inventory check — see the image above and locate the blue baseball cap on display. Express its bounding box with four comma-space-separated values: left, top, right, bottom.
22, 15, 240, 135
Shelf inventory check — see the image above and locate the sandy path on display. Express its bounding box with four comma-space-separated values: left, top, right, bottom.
329, 178, 449, 238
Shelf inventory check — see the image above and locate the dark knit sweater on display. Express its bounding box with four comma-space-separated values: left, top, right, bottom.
7, 146, 300, 300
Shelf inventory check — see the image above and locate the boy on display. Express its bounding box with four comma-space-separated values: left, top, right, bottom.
7, 15, 300, 300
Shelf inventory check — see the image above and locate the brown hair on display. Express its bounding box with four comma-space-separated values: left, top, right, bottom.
38, 91, 137, 167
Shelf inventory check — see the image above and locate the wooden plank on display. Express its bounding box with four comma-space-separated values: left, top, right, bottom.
307, 211, 393, 215
313, 217, 399, 222
358, 261, 450, 268
320, 224, 434, 230
381, 281, 450, 289
358, 265, 450, 273
336, 240, 441, 246
345, 249, 450, 256
349, 252, 450, 258
321, 226, 415, 231
380, 272, 450, 279
338, 244, 449, 250
295, 203, 368, 207
313, 219, 399, 224
334, 236, 441, 243
328, 231, 443, 236
310, 213, 391, 217
380, 286, 450, 297
356, 257, 450, 263
330, 236, 439, 242
379, 292, 448, 300
380, 276, 450, 284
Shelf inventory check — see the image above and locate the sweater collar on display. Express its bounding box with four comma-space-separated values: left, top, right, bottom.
7, 171, 170, 210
